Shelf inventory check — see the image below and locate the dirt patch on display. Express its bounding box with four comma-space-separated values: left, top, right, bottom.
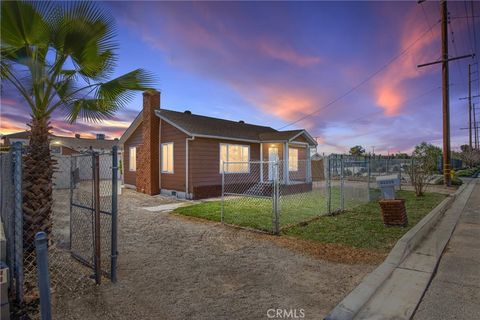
173, 213, 387, 265
263, 236, 387, 265
52, 188, 377, 319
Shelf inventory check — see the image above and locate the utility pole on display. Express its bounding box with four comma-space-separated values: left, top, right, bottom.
468, 64, 472, 149
474, 104, 479, 149
417, 0, 474, 186
440, 0, 450, 186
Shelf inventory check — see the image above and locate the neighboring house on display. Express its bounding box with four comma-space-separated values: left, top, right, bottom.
120, 90, 317, 199
1, 131, 119, 155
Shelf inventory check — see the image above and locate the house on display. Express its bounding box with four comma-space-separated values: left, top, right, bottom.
1, 131, 119, 155
120, 90, 317, 199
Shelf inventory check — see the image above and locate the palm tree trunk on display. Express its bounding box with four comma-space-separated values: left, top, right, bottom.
23, 116, 54, 252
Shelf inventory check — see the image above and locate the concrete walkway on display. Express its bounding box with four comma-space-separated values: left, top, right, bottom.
351, 179, 476, 320
413, 179, 480, 320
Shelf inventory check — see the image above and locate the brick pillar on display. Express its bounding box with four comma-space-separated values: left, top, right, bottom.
136, 89, 160, 195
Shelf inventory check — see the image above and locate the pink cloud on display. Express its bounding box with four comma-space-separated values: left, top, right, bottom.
372, 4, 441, 116
257, 40, 322, 67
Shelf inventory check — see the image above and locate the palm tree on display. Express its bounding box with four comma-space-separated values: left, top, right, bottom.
1, 1, 154, 250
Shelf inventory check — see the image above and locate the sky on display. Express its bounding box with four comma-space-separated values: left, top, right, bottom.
1, 1, 479, 154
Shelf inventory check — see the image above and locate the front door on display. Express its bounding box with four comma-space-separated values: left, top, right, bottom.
268, 147, 279, 180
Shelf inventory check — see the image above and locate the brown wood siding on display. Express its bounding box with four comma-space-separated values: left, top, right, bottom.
292, 135, 308, 143
160, 120, 188, 192
61, 146, 79, 155
189, 138, 260, 198
123, 122, 143, 186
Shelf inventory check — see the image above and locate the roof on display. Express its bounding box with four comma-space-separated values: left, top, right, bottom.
51, 136, 118, 151
119, 108, 317, 146
259, 130, 303, 141
2, 131, 118, 151
311, 153, 323, 160
156, 109, 280, 142
1, 131, 30, 139
155, 109, 317, 145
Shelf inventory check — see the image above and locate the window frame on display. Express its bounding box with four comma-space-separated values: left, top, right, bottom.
129, 146, 137, 172
161, 142, 174, 174
219, 143, 250, 174
289, 147, 299, 172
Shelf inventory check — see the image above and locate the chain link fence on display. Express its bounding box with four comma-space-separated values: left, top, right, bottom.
0, 143, 118, 319
221, 154, 415, 234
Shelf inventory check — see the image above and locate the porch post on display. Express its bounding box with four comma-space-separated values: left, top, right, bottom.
306, 146, 312, 182
260, 143, 264, 183
283, 142, 289, 184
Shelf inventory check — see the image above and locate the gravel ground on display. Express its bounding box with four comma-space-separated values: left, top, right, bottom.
52, 188, 376, 320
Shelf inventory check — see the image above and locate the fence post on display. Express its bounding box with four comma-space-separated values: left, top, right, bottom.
398, 159, 402, 191
111, 146, 118, 283
92, 152, 101, 285
35, 232, 52, 320
326, 156, 331, 215
272, 161, 280, 235
340, 155, 345, 211
367, 156, 371, 201
221, 163, 225, 223
12, 142, 24, 303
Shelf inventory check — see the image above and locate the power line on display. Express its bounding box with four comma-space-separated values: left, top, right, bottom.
277, 20, 440, 130
331, 86, 441, 127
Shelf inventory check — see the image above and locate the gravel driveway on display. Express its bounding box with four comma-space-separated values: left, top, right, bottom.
53, 188, 375, 320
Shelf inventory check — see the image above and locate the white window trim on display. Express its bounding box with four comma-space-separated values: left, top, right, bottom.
219, 143, 250, 174
289, 147, 299, 172
161, 142, 174, 174
129, 146, 137, 172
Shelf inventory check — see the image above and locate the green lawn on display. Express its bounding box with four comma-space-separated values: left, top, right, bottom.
174, 187, 369, 232
285, 190, 446, 250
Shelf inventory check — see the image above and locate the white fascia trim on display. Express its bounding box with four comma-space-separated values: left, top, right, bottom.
155, 111, 194, 136
288, 130, 317, 146
119, 111, 143, 145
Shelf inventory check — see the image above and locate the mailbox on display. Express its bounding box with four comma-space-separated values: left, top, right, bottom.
376, 174, 400, 200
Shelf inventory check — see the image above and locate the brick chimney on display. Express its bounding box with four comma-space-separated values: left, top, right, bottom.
136, 89, 160, 195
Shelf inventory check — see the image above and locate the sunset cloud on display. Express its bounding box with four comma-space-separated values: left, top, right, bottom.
1, 1, 477, 154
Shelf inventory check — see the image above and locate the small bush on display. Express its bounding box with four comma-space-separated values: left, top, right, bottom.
456, 167, 480, 177
434, 176, 463, 186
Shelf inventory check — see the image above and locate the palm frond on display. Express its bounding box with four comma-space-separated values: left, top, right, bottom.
0, 1, 52, 48
50, 1, 118, 80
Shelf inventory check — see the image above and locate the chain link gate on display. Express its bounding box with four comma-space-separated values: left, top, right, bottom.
70, 147, 118, 283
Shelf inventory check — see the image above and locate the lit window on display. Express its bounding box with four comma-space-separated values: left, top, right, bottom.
289, 148, 298, 171
51, 146, 61, 154
220, 143, 249, 173
129, 147, 136, 171
161, 143, 174, 173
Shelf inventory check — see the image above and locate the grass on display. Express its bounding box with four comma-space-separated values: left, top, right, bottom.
285, 190, 446, 251
174, 187, 446, 251
174, 188, 347, 232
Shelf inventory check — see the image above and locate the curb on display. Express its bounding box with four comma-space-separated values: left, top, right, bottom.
325, 182, 471, 320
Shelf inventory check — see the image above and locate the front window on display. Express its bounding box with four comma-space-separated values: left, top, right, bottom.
129, 147, 136, 171
220, 143, 249, 173
161, 143, 174, 173
51, 146, 61, 154
289, 148, 298, 171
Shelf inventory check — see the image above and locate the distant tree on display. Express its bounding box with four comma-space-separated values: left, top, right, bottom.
460, 144, 471, 153
349, 145, 365, 156
407, 142, 441, 196
394, 152, 410, 159
459, 146, 480, 167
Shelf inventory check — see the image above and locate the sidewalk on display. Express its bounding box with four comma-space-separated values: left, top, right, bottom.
413, 178, 480, 320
